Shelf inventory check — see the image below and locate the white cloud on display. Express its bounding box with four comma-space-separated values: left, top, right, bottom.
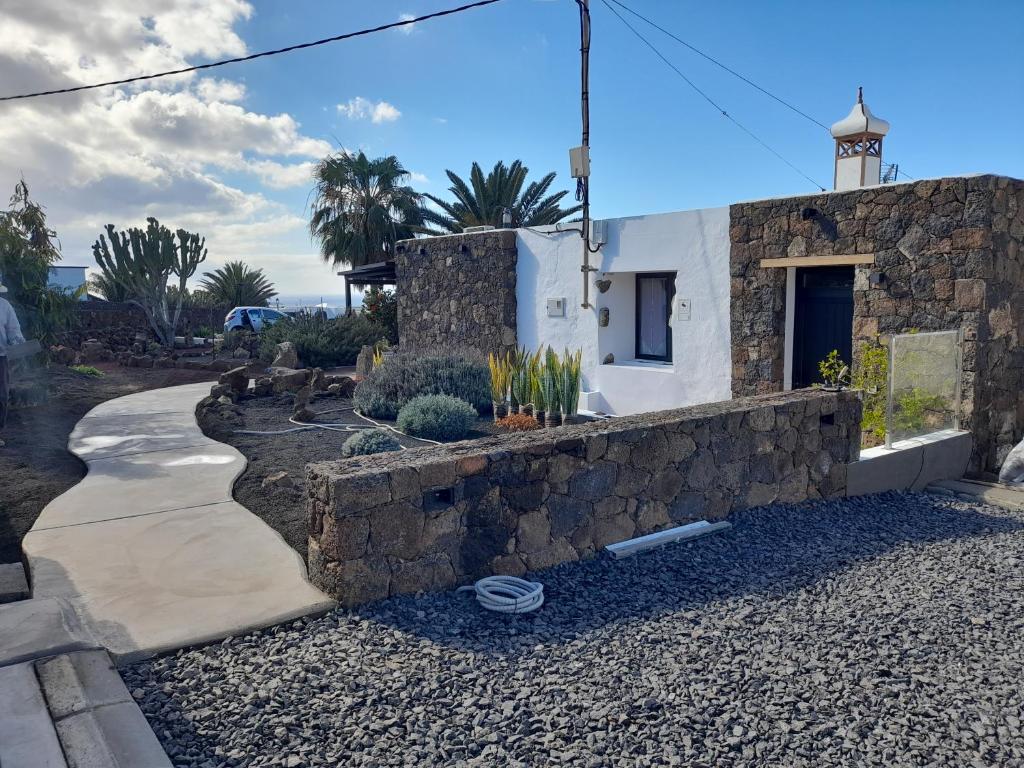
195, 78, 247, 103
433, 116, 448, 125
336, 97, 401, 124
247, 160, 316, 189
409, 172, 429, 185
0, 0, 338, 295
397, 13, 417, 35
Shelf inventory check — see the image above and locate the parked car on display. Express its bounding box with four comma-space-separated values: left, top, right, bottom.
223, 306, 288, 333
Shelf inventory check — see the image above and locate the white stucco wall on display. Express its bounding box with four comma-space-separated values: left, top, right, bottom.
516, 206, 733, 416
48, 266, 87, 298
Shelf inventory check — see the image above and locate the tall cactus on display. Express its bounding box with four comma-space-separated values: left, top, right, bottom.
92, 218, 207, 346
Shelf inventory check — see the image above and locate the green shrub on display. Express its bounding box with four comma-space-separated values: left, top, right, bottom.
852, 342, 888, 444
70, 365, 103, 377
258, 314, 386, 368
893, 388, 950, 434
397, 394, 478, 441
341, 428, 402, 457
353, 351, 490, 419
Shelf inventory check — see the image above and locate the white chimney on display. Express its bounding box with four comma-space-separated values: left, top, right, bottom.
831, 87, 890, 191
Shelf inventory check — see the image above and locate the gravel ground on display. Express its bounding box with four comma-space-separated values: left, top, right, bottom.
125, 492, 1024, 767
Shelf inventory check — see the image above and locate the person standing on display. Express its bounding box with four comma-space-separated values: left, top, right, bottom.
0, 280, 26, 430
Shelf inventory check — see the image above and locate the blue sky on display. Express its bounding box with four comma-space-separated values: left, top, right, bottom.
253, 0, 1024, 217
4, 0, 1022, 299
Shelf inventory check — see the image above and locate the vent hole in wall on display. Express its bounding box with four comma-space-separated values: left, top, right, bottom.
424, 487, 455, 512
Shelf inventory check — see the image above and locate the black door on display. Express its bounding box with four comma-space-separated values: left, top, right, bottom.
792, 266, 854, 388
635, 272, 676, 362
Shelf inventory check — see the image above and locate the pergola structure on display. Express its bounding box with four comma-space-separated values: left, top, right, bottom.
336, 260, 396, 314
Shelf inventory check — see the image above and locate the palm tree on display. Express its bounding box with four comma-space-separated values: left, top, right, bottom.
421, 160, 581, 234
309, 150, 425, 268
198, 261, 277, 307
88, 271, 130, 302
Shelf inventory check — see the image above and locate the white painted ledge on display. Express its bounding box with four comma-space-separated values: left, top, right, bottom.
847, 429, 972, 496
602, 359, 676, 373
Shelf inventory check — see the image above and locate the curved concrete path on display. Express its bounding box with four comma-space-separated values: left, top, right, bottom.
22, 382, 334, 665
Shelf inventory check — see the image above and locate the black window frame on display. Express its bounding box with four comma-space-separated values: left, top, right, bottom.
634, 271, 676, 363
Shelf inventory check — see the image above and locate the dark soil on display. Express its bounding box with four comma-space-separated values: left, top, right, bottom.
0, 363, 218, 564
203, 393, 506, 560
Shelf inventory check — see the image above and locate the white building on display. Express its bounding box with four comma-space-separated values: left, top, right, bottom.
517, 207, 733, 415
48, 265, 89, 298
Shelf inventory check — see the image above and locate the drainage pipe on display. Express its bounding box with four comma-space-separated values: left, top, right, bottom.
457, 576, 545, 614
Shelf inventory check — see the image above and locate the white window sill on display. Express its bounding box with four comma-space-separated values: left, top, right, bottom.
602, 359, 675, 373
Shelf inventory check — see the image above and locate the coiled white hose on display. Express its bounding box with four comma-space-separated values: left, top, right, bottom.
457, 576, 545, 614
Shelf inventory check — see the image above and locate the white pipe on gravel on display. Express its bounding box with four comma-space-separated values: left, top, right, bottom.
457, 576, 545, 614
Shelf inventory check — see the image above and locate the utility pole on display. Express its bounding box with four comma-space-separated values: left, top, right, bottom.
572, 0, 598, 309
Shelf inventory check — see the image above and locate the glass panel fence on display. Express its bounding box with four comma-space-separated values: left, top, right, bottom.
886, 330, 962, 447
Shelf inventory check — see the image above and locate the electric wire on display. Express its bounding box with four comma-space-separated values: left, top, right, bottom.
603, 0, 831, 132
604, 0, 919, 185
599, 0, 828, 192
0, 0, 505, 102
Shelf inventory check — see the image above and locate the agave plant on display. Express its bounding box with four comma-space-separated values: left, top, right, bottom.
487, 351, 513, 420
524, 348, 544, 417
560, 347, 583, 421
508, 346, 531, 413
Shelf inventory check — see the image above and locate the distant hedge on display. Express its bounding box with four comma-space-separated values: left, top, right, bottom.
259, 314, 386, 368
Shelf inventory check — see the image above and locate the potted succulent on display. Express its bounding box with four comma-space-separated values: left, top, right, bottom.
817, 349, 850, 391
541, 347, 562, 428
559, 348, 582, 424
487, 351, 512, 421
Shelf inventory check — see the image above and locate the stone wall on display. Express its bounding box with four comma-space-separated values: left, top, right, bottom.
394, 230, 517, 357
65, 302, 230, 338
730, 174, 1024, 473
306, 389, 861, 606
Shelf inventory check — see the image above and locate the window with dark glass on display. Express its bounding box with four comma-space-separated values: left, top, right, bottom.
635, 272, 675, 362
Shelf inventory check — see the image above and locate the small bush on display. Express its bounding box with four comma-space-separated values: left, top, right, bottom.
341, 428, 402, 457
353, 351, 490, 420
221, 328, 257, 354
259, 314, 386, 368
361, 287, 398, 343
70, 365, 103, 377
397, 394, 477, 441
496, 413, 541, 432
853, 342, 888, 445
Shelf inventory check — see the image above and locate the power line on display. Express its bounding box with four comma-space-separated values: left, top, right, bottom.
605, 0, 920, 186
599, 0, 827, 192
604, 0, 831, 133
0, 0, 505, 103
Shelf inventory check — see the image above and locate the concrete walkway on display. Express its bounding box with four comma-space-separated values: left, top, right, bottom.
22, 382, 334, 665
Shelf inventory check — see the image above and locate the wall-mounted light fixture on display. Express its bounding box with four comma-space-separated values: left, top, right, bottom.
418, 246, 427, 256
502, 208, 512, 228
